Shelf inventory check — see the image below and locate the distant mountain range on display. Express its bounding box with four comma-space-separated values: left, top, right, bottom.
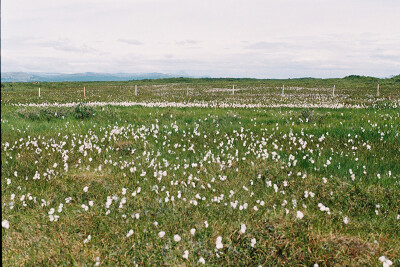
1, 72, 193, 82
2, 72, 398, 83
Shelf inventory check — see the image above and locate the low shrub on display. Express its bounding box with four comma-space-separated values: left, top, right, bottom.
74, 103, 95, 119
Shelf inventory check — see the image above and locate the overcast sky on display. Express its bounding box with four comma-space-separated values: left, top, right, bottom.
2, 0, 400, 78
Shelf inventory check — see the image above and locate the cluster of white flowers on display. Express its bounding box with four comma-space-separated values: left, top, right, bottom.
14, 100, 374, 110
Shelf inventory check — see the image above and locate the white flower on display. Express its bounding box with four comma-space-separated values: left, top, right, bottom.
158, 231, 165, 238
204, 221, 209, 228
379, 256, 393, 267
216, 236, 223, 249
251, 238, 256, 247
343, 217, 349, 224
2, 220, 10, 229
83, 186, 89, 192
240, 224, 246, 234
174, 234, 181, 242
182, 250, 189, 259
190, 228, 196, 236
296, 211, 304, 219
126, 229, 134, 237
89, 201, 94, 207
198, 257, 205, 264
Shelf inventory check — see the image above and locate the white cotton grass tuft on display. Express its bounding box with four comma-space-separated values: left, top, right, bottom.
240, 224, 246, 234
83, 234, 91, 243
216, 236, 223, 249
343, 217, 349, 224
83, 186, 89, 192
296, 211, 304, 219
379, 256, 393, 267
174, 234, 181, 242
126, 229, 134, 237
2, 220, 10, 229
182, 250, 189, 259
190, 228, 196, 236
250, 238, 257, 247
198, 257, 206, 264
158, 231, 165, 238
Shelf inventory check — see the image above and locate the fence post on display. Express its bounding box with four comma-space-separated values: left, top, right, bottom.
377, 83, 379, 97
135, 85, 137, 96
39, 87, 41, 98
232, 85, 235, 95
282, 85, 285, 97
84, 86, 86, 97
333, 84, 335, 97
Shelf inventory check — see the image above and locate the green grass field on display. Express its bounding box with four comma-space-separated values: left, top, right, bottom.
2, 75, 399, 107
1, 77, 400, 266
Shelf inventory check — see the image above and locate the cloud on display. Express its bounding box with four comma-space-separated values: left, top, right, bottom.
370, 53, 400, 64
244, 41, 293, 50
2, 1, 400, 77
5, 37, 98, 54
40, 40, 96, 53
118, 39, 144, 45
176, 40, 199, 46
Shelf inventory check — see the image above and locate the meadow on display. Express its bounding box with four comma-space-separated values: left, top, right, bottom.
1, 76, 400, 266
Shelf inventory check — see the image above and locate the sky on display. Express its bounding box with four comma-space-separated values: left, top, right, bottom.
2, 0, 400, 78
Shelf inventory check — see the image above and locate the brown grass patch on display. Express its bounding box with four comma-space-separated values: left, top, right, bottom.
67, 170, 108, 184
114, 140, 134, 153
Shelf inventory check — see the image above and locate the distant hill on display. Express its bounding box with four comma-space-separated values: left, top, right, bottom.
390, 74, 400, 82
1, 72, 190, 82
